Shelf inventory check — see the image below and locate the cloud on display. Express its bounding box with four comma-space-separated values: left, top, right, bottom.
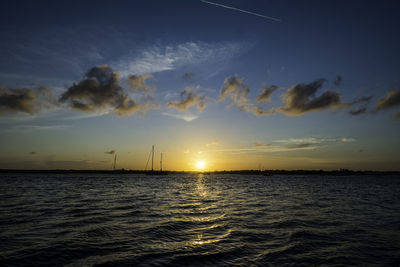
162, 112, 199, 122
273, 138, 321, 150
348, 96, 372, 115
256, 85, 279, 103
374, 90, 400, 119
278, 79, 348, 116
59, 65, 156, 116
127, 74, 154, 93
114, 42, 247, 75
167, 86, 205, 112
206, 141, 219, 147
348, 107, 367, 115
29, 151, 37, 155
340, 138, 356, 142
219, 75, 250, 104
212, 136, 358, 155
0, 87, 37, 114
285, 143, 315, 149
274, 137, 356, 146
183, 72, 194, 83
333, 75, 342, 87
254, 142, 270, 147
62, 110, 111, 120
0, 85, 58, 115
105, 150, 116, 155
274, 138, 322, 144
220, 75, 275, 116
373, 89, 400, 119
265, 136, 355, 151
375, 90, 400, 110
2, 124, 70, 132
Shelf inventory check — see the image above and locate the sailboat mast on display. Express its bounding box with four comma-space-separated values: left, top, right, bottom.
160, 152, 163, 171
151, 145, 154, 171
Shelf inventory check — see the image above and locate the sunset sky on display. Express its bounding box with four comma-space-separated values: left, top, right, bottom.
1, 0, 399, 171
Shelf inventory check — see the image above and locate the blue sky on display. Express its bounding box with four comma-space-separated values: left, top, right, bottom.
0, 0, 399, 170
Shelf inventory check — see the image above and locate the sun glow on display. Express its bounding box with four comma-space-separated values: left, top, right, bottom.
196, 161, 205, 170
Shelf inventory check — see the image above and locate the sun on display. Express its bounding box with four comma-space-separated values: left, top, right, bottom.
196, 161, 205, 170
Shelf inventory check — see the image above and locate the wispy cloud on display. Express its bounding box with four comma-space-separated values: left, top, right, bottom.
105, 150, 116, 155
341, 138, 356, 142
274, 137, 356, 144
61, 110, 111, 120
162, 112, 199, 122
2, 124, 70, 132
113, 41, 248, 75
206, 141, 219, 147
254, 142, 270, 147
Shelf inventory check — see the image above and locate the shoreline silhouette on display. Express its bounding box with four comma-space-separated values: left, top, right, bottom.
0, 169, 398, 176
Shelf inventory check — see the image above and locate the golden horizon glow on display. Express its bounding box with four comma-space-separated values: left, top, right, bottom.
196, 161, 205, 170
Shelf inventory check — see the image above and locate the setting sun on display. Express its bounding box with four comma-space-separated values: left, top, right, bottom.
196, 161, 205, 170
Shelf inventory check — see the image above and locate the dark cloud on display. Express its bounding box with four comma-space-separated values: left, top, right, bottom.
183, 72, 194, 83
29, 151, 37, 155
105, 150, 116, 155
256, 85, 279, 103
278, 79, 348, 116
0, 87, 37, 114
59, 65, 147, 116
285, 143, 315, 149
167, 87, 205, 112
220, 75, 275, 116
348, 96, 372, 115
375, 89, 400, 110
334, 75, 342, 87
0, 85, 57, 115
374, 89, 400, 119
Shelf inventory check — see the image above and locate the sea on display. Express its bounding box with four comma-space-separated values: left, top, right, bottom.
0, 173, 399, 266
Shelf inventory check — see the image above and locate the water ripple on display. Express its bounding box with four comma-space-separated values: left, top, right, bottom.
0, 174, 399, 266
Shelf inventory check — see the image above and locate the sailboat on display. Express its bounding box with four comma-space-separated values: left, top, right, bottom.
145, 145, 167, 175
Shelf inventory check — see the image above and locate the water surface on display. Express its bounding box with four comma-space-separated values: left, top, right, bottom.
1, 174, 399, 266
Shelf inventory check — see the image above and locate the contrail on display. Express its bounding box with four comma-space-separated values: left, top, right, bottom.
200, 0, 281, 22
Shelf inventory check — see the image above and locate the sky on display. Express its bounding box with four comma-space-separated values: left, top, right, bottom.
0, 0, 399, 171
